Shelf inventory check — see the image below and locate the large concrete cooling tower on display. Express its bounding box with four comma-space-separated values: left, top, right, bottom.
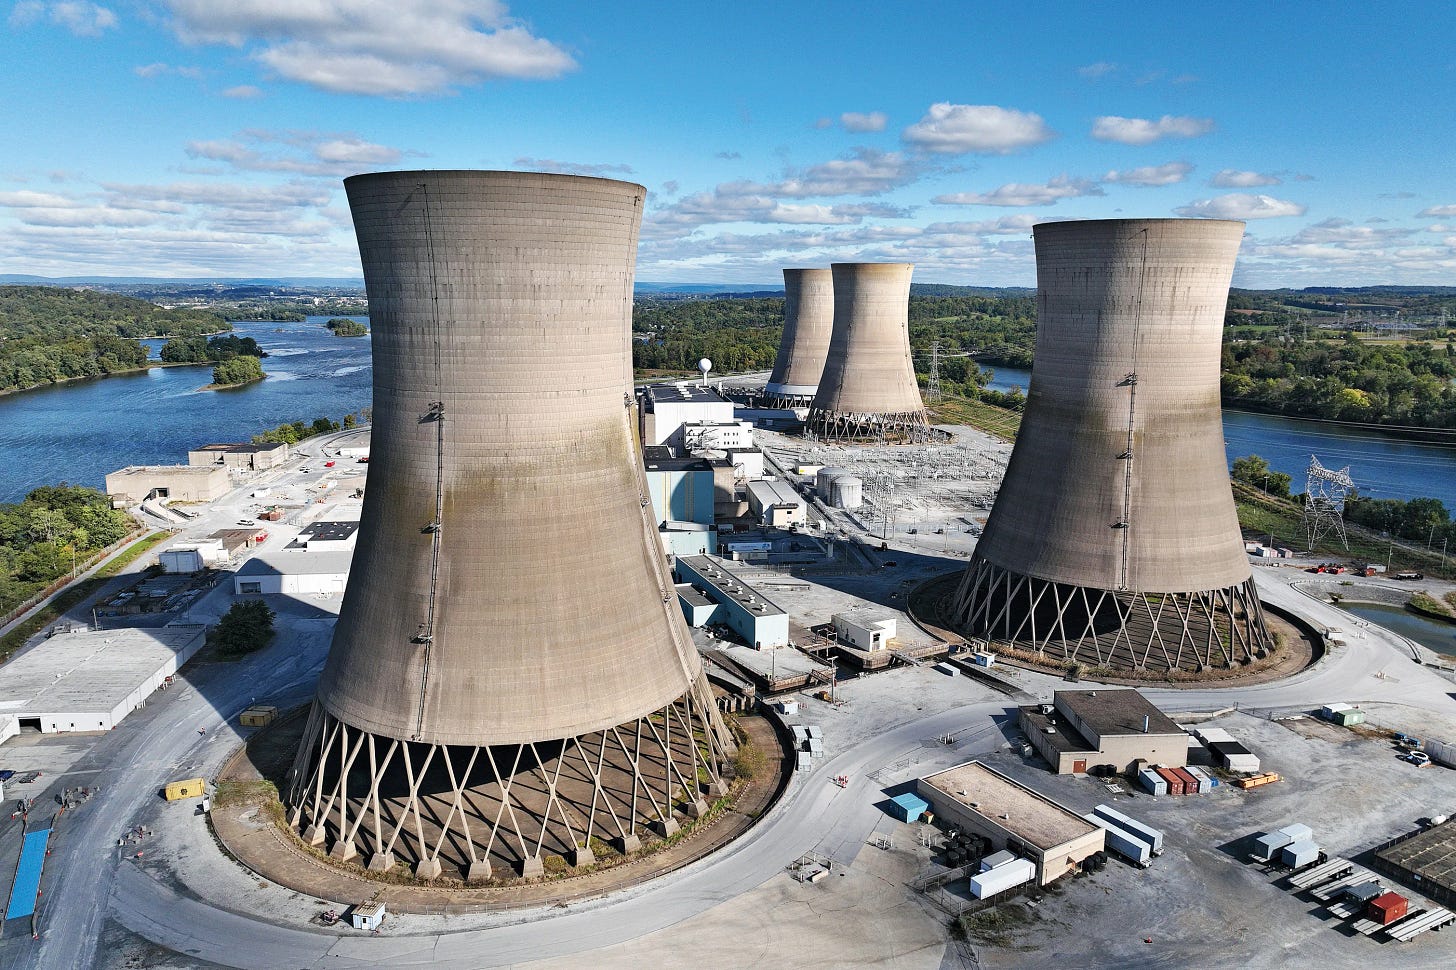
287, 170, 733, 882
807, 262, 929, 441
762, 267, 833, 407
947, 219, 1274, 674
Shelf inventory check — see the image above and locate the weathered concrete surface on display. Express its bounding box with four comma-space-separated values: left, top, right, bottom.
323, 170, 704, 746
764, 267, 834, 402
969, 219, 1250, 594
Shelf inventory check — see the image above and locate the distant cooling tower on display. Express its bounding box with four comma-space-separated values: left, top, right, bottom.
948, 219, 1274, 673
807, 263, 929, 441
762, 267, 833, 407
287, 171, 732, 881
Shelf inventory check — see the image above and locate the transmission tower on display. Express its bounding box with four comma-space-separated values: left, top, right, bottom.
926, 340, 943, 404
1303, 455, 1353, 551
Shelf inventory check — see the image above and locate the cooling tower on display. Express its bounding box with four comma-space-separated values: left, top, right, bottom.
807, 262, 929, 441
947, 219, 1274, 673
287, 170, 732, 882
762, 267, 833, 407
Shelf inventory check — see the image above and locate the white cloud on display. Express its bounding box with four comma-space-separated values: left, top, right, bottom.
1174, 193, 1306, 219
1102, 161, 1193, 187
934, 176, 1103, 207
1091, 114, 1214, 145
512, 157, 635, 177
726, 148, 925, 199
1292, 218, 1414, 248
902, 103, 1055, 154
133, 61, 203, 79
840, 111, 887, 133
221, 84, 263, 99
157, 0, 575, 96
1077, 61, 1118, 79
1418, 204, 1456, 217
10, 1, 117, 36
183, 130, 412, 176
1210, 169, 1281, 188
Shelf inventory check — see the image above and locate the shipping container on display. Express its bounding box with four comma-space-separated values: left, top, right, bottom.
164, 777, 206, 801
1195, 727, 1236, 745
1253, 830, 1293, 862
1154, 766, 1185, 796
1085, 814, 1151, 866
1321, 703, 1352, 720
1138, 768, 1167, 796
1278, 823, 1313, 842
239, 705, 278, 727
970, 857, 1035, 898
889, 793, 929, 823
1426, 738, 1456, 768
1171, 766, 1200, 794
980, 849, 1016, 871
1367, 892, 1409, 925
1281, 839, 1320, 869
1185, 766, 1216, 792
1092, 804, 1164, 854
1335, 709, 1366, 727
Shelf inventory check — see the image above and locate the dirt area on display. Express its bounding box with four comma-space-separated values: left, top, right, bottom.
210, 708, 794, 913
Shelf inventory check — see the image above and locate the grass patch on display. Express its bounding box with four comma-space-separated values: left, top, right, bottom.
97, 530, 172, 577
213, 779, 285, 823
1410, 592, 1456, 620
1446, 591, 1456, 612
929, 394, 1022, 440
954, 903, 1033, 947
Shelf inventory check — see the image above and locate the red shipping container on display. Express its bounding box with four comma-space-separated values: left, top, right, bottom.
1171, 766, 1201, 794
1367, 892, 1408, 925
1155, 766, 1185, 796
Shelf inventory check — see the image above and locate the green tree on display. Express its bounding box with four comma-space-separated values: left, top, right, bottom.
1231, 454, 1292, 499
211, 600, 276, 656
212, 356, 265, 386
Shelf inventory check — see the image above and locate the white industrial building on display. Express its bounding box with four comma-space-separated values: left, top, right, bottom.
0, 626, 207, 735
682, 420, 755, 451
160, 539, 228, 573
833, 607, 897, 652
296, 520, 361, 552
746, 479, 806, 527
234, 549, 353, 595
639, 384, 735, 449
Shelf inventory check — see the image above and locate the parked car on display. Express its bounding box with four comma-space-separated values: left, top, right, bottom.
1394, 571, 1425, 580
236, 519, 255, 525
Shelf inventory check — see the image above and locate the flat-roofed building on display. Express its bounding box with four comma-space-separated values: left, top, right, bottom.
1020, 689, 1187, 775
676, 555, 789, 649
187, 441, 290, 471
233, 549, 352, 596
643, 446, 715, 528
833, 607, 897, 652
638, 383, 736, 450
297, 520, 361, 552
916, 761, 1105, 885
0, 626, 207, 735
105, 465, 230, 504
746, 479, 806, 528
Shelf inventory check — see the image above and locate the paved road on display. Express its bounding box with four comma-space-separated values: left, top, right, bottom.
10, 563, 1456, 969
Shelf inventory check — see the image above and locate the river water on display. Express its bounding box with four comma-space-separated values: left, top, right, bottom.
2, 339, 1454, 510
0, 318, 372, 503
1339, 602, 1456, 658
983, 365, 1456, 511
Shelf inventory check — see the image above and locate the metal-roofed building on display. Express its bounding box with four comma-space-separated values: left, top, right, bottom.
676, 555, 789, 648
0, 626, 206, 734
1020, 689, 1187, 775
746, 479, 806, 527
916, 761, 1105, 885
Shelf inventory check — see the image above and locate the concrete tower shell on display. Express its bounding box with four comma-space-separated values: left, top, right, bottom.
763, 268, 833, 406
289, 171, 731, 880
807, 263, 929, 440
948, 219, 1273, 673
318, 170, 699, 747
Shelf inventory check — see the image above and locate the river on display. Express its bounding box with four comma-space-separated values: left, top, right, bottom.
983, 365, 1456, 511
2, 340, 1455, 509
0, 318, 372, 503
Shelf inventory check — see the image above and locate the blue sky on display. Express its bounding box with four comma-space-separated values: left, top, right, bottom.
1, 1, 1453, 286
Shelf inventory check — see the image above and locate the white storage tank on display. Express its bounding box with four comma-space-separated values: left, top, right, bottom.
816, 466, 849, 498
829, 475, 863, 510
